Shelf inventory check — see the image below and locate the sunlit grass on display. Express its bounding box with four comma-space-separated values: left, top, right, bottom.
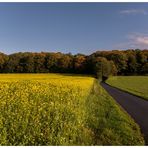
107, 76, 148, 100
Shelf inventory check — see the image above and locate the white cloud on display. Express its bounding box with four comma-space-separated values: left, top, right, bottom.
114, 33, 148, 49
128, 33, 148, 45
135, 36, 148, 45
120, 9, 148, 15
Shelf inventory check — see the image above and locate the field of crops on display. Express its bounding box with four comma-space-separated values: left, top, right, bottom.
0, 74, 144, 145
106, 76, 148, 100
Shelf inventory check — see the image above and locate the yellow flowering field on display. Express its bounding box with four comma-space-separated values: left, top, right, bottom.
0, 74, 144, 145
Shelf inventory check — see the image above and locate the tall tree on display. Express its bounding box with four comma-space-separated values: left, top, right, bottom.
34, 53, 47, 73
0, 53, 8, 72
73, 54, 87, 73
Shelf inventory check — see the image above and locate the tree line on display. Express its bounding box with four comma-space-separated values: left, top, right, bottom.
0, 49, 147, 79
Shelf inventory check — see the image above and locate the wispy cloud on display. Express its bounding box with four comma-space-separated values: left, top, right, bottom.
114, 33, 148, 49
136, 36, 148, 45
120, 9, 148, 15
128, 33, 148, 45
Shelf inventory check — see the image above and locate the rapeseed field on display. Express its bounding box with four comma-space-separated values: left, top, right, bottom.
0, 74, 144, 145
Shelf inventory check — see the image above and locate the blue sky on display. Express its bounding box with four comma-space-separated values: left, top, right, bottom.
0, 3, 148, 55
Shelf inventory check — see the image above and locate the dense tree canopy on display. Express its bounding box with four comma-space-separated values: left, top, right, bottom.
0, 49, 147, 79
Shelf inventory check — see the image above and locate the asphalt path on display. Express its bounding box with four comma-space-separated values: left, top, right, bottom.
101, 82, 148, 145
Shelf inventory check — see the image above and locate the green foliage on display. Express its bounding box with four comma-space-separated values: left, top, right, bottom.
94, 57, 116, 80
73, 55, 87, 73
0, 53, 8, 72
107, 51, 128, 74
91, 49, 148, 75
142, 63, 148, 74
0, 74, 144, 145
0, 49, 147, 76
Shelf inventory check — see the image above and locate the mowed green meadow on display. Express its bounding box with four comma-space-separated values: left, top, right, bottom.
0, 74, 144, 145
107, 76, 148, 100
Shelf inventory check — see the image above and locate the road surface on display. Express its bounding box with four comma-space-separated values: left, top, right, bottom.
101, 82, 148, 145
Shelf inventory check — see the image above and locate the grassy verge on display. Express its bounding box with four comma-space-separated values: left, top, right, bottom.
85, 80, 144, 145
106, 76, 148, 100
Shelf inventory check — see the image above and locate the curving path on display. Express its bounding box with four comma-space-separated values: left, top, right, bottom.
100, 82, 148, 145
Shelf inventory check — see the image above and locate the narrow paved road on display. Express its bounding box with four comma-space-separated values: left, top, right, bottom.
101, 82, 148, 145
